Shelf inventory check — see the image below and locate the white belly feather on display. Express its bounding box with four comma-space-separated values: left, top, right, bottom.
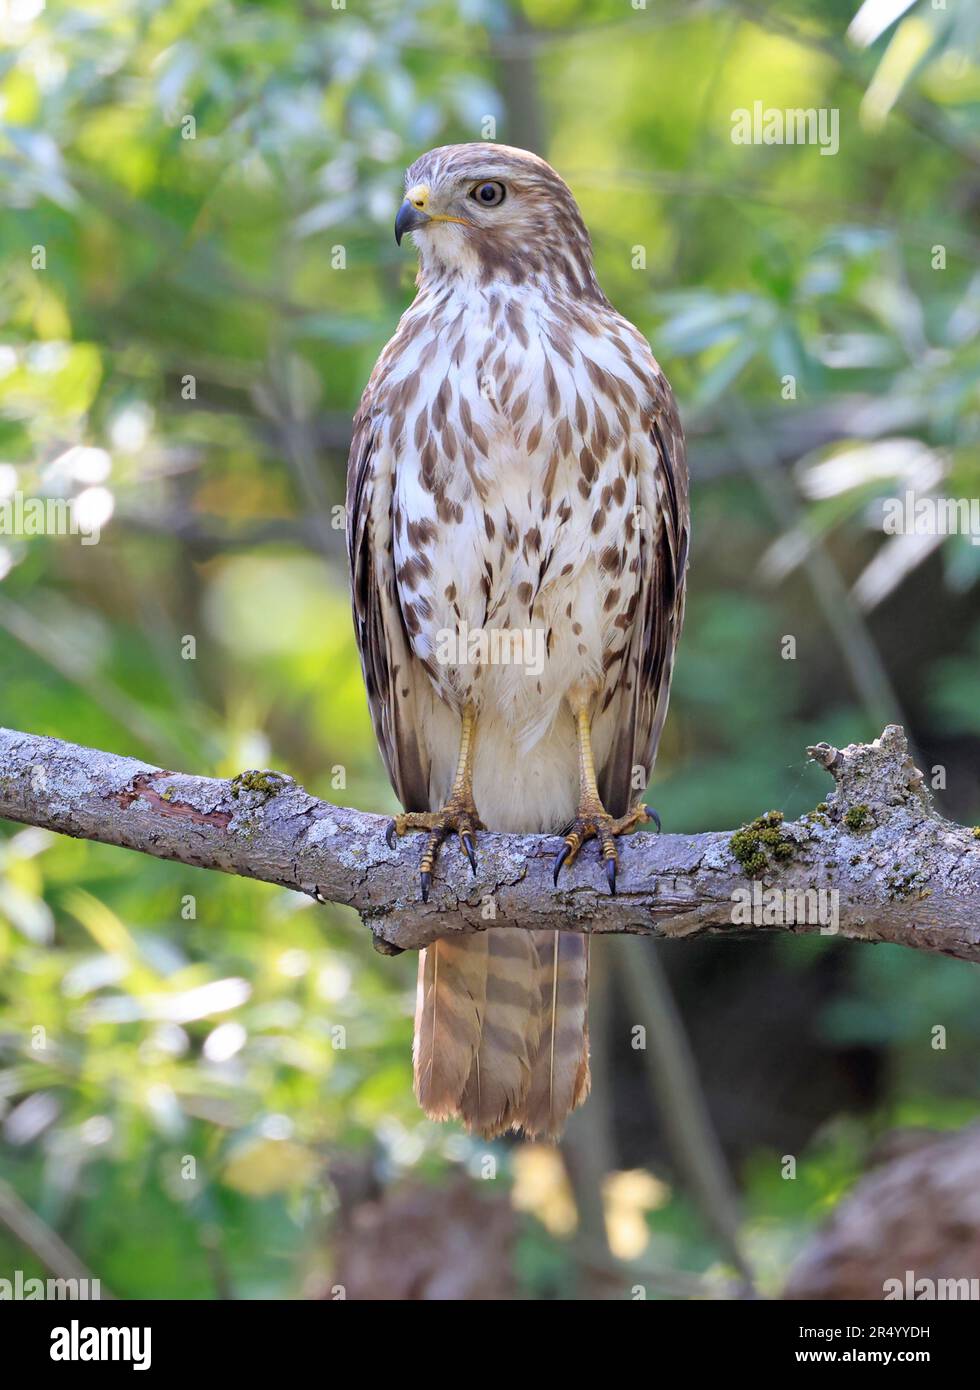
385, 283, 656, 831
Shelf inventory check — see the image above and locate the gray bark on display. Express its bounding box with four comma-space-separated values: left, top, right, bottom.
0, 723, 978, 960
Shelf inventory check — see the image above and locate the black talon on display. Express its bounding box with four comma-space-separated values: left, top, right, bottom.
385, 820, 398, 850
420, 870, 431, 903
461, 832, 477, 875
644, 805, 662, 833
553, 843, 572, 886
606, 856, 617, 894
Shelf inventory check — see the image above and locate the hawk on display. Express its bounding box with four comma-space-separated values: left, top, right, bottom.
347, 144, 689, 1139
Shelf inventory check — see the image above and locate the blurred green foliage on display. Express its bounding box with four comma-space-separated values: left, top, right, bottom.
0, 0, 977, 1297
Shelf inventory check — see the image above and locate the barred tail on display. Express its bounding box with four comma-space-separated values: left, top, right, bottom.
413, 928, 589, 1141
413, 934, 488, 1120
523, 930, 591, 1140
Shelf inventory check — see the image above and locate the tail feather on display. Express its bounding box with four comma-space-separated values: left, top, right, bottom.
413, 935, 488, 1119
459, 930, 541, 1138
523, 930, 591, 1140
412, 927, 590, 1141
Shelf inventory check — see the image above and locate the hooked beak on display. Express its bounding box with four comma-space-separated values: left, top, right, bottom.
394, 183, 474, 246
394, 199, 430, 245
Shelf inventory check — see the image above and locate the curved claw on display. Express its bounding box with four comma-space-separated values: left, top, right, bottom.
461, 832, 478, 875
644, 805, 662, 834
606, 856, 617, 895
420, 869, 432, 904
385, 819, 398, 851
553, 842, 572, 886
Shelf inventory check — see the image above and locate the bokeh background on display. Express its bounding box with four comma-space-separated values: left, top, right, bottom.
0, 0, 978, 1299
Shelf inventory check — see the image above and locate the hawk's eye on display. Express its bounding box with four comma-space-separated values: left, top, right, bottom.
470, 181, 506, 207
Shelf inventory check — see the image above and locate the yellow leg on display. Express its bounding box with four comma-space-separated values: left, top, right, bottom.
385, 703, 484, 902
448, 701, 477, 807
574, 703, 603, 813
553, 693, 658, 895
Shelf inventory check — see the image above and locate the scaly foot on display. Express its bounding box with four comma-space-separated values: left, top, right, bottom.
385, 796, 485, 902
553, 801, 660, 895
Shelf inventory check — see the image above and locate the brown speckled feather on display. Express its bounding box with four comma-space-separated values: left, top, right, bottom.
599, 391, 689, 818
347, 375, 431, 813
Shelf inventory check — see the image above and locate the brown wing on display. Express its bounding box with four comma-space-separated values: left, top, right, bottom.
598, 372, 689, 817
346, 385, 431, 813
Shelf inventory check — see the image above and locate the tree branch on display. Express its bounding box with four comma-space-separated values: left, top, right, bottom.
0, 724, 977, 960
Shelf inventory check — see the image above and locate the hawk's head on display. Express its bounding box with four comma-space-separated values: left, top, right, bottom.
395, 143, 601, 300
